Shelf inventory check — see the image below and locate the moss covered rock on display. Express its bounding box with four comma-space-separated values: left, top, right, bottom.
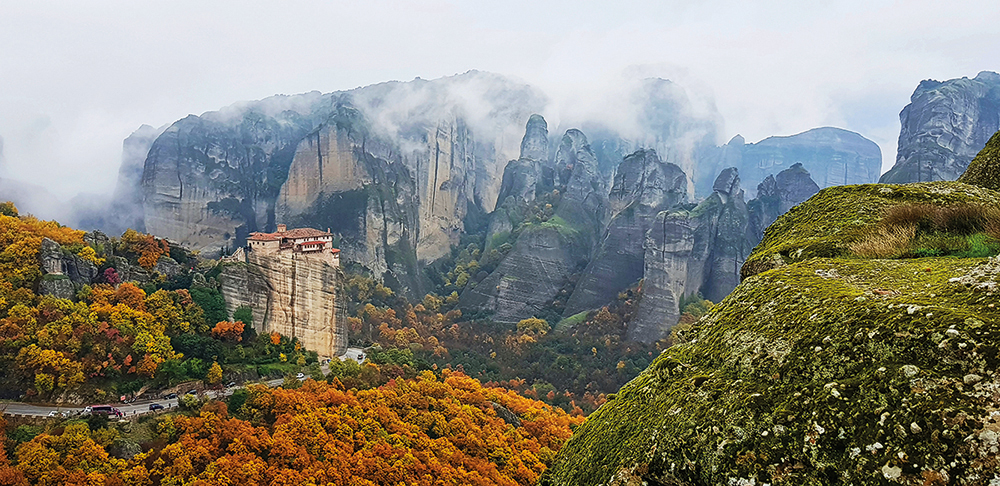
958, 130, 1000, 192
542, 181, 1000, 486
741, 181, 1000, 280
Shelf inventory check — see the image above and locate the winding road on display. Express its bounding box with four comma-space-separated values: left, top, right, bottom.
1, 348, 365, 418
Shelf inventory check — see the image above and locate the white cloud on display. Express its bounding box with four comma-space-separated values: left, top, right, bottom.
0, 0, 997, 195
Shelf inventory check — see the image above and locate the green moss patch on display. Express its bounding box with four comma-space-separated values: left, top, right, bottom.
742, 181, 1000, 279
542, 256, 1000, 485
959, 130, 1000, 191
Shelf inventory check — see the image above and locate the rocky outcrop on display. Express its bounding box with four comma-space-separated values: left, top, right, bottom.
461, 121, 609, 322
39, 238, 98, 284
542, 181, 1000, 486
716, 127, 881, 197
958, 129, 1000, 191
881, 71, 1000, 184
219, 250, 346, 358
627, 211, 693, 343
563, 149, 686, 316
746, 162, 820, 244
626, 168, 750, 342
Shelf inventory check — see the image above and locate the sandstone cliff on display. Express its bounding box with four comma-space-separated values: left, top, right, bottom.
564, 149, 686, 317
746, 162, 820, 245
881, 71, 1000, 183
219, 250, 347, 358
706, 127, 881, 197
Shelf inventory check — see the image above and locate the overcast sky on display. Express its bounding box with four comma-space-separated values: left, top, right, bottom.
1, 0, 997, 197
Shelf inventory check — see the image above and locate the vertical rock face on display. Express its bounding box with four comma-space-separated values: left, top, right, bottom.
143, 92, 330, 253
462, 120, 605, 323
740, 127, 881, 196
459, 225, 579, 322
627, 211, 693, 343
140, 72, 544, 281
627, 168, 750, 342
746, 163, 821, 244
563, 149, 686, 316
219, 251, 347, 358
108, 125, 165, 234
881, 71, 1000, 184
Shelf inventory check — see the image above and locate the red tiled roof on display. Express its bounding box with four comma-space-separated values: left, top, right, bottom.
248, 232, 280, 241
330, 248, 341, 253
247, 227, 331, 241
281, 228, 331, 239
299, 241, 325, 246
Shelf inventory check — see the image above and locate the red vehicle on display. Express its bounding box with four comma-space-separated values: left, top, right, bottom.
83, 405, 124, 418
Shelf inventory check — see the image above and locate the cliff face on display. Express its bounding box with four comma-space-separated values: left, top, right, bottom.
713, 127, 880, 197
564, 149, 686, 317
461, 119, 603, 322
140, 72, 544, 291
881, 71, 1000, 184
627, 168, 750, 342
219, 250, 347, 358
542, 180, 1000, 486
143, 92, 330, 252
746, 162, 820, 245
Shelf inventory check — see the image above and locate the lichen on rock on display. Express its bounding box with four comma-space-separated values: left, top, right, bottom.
958, 130, 1000, 192
542, 180, 1000, 486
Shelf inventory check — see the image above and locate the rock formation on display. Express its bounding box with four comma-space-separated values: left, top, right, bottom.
746, 162, 821, 244
626, 211, 693, 343
461, 118, 605, 322
881, 71, 1000, 184
542, 179, 1000, 486
627, 168, 750, 342
564, 149, 686, 317
219, 240, 347, 358
708, 127, 880, 197
958, 129, 1000, 191
141, 72, 543, 269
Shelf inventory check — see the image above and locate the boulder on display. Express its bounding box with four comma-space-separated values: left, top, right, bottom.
542, 180, 1000, 486
958, 130, 1000, 191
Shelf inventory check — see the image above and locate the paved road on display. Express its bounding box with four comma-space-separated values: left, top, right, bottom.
1, 348, 365, 418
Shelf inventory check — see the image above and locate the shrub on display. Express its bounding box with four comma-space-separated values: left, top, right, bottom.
849, 224, 916, 258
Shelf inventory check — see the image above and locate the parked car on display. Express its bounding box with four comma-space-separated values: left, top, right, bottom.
186, 389, 197, 395
164, 393, 178, 399
149, 403, 164, 411
296, 373, 305, 379
225, 381, 236, 388
46, 410, 66, 418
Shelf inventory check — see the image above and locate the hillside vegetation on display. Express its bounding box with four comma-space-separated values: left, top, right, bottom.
542, 135, 1000, 485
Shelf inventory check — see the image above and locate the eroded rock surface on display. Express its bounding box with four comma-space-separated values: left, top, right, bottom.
543, 179, 1000, 486
881, 71, 1000, 184
219, 250, 347, 358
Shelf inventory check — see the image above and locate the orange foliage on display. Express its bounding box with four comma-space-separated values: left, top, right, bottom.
120, 228, 169, 270
6, 370, 583, 486
211, 321, 245, 342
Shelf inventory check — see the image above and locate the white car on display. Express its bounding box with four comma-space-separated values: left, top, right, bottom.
296, 372, 305, 379
46, 411, 65, 418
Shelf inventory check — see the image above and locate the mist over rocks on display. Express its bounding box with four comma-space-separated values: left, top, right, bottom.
702, 127, 881, 198
881, 71, 1000, 184
77, 70, 907, 330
